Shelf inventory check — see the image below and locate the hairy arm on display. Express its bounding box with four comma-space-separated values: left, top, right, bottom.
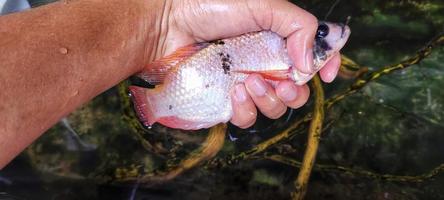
0, 0, 160, 168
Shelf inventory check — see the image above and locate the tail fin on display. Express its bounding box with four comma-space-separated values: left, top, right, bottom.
128, 86, 157, 127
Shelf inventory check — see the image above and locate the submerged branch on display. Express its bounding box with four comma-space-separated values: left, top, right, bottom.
206, 115, 310, 168
326, 33, 444, 109
266, 154, 444, 183
338, 55, 369, 79
121, 124, 227, 184
292, 75, 325, 200
207, 33, 444, 176
115, 33, 444, 184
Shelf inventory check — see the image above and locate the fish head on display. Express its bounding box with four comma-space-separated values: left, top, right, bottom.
291, 21, 351, 85
313, 21, 351, 68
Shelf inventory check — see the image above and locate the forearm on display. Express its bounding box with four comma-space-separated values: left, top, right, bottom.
0, 0, 162, 168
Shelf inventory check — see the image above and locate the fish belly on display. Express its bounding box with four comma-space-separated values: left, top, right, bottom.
148, 59, 234, 130
138, 31, 292, 130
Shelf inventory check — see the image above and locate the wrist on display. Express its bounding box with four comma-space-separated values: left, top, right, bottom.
135, 0, 173, 68
92, 0, 166, 72
116, 0, 172, 72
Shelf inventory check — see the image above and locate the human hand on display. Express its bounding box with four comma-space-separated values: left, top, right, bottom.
152, 0, 342, 128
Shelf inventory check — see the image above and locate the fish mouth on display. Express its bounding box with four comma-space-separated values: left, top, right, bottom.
340, 23, 346, 38
340, 16, 352, 38
335, 24, 351, 48
340, 25, 351, 40
339, 23, 350, 38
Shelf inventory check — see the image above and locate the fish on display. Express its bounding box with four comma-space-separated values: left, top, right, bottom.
129, 22, 351, 130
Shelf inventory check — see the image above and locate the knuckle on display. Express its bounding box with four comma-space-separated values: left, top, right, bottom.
245, 0, 274, 30
303, 14, 318, 32
306, 13, 318, 25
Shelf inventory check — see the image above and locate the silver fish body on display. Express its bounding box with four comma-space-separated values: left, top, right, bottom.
130, 22, 350, 130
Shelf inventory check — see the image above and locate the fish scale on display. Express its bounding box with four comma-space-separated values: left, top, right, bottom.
140, 31, 290, 129
130, 23, 350, 130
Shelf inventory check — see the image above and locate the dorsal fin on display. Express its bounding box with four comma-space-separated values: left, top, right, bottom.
137, 43, 209, 85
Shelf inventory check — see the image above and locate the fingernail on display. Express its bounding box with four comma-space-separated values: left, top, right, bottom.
323, 71, 337, 83
234, 84, 247, 103
249, 76, 267, 97
292, 69, 313, 85
302, 48, 314, 73
278, 86, 298, 102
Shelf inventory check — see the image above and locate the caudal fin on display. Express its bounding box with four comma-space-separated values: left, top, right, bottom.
128, 86, 157, 127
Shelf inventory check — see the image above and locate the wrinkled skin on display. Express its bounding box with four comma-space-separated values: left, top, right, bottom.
153, 0, 342, 128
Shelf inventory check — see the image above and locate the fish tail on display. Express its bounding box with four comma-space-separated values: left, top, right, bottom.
128, 86, 157, 127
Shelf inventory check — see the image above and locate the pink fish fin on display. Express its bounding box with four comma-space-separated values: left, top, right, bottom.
233, 69, 291, 81
137, 43, 210, 85
128, 86, 158, 127
157, 116, 205, 130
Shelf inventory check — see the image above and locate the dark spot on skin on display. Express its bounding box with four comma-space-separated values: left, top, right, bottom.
169, 105, 173, 110
218, 52, 232, 74
205, 84, 210, 88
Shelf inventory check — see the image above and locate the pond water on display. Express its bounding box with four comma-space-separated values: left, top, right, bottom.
1, 0, 444, 199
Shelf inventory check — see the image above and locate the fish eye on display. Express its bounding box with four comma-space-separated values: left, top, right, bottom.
316, 23, 329, 39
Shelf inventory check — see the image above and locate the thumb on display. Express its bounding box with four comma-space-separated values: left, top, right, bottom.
244, 0, 318, 74
171, 0, 318, 73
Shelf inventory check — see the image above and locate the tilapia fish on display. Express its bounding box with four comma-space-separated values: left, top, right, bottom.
130, 22, 351, 130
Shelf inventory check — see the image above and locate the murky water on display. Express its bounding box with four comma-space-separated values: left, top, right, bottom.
1, 0, 444, 199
